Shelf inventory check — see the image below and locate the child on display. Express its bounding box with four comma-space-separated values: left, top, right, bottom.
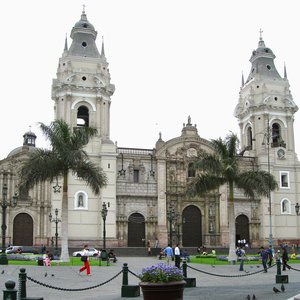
43, 254, 51, 266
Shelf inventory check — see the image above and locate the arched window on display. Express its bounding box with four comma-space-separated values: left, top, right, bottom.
272, 123, 281, 144
74, 191, 88, 209
77, 106, 89, 127
247, 127, 253, 149
281, 198, 291, 214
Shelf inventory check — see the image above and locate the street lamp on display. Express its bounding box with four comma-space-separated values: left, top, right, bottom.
0, 184, 18, 265
49, 208, 61, 257
166, 204, 177, 247
295, 203, 300, 215
101, 202, 108, 250
253, 118, 273, 246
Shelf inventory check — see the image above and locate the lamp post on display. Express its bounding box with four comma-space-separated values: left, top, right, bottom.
166, 204, 177, 247
253, 118, 273, 246
295, 203, 300, 215
101, 202, 108, 250
0, 184, 18, 265
49, 208, 61, 257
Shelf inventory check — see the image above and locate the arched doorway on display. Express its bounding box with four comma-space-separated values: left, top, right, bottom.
235, 214, 249, 246
182, 205, 202, 247
128, 213, 145, 247
13, 213, 33, 246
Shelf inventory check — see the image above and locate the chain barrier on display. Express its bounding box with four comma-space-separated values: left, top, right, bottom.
26, 270, 122, 292
128, 268, 140, 279
289, 265, 300, 272
187, 263, 276, 278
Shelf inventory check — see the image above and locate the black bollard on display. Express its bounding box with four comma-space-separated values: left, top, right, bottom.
122, 263, 129, 285
276, 259, 288, 284
3, 280, 17, 300
19, 268, 27, 299
121, 263, 140, 297
182, 259, 187, 277
182, 259, 196, 288
276, 259, 281, 276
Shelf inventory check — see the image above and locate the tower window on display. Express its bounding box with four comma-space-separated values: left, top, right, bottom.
77, 105, 89, 127
266, 65, 271, 70
133, 170, 139, 183
82, 41, 87, 47
82, 76, 86, 81
280, 171, 289, 188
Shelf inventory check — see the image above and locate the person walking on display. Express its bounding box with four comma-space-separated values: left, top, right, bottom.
282, 247, 291, 271
79, 245, 91, 275
174, 244, 181, 268
267, 245, 274, 267
258, 246, 268, 272
238, 247, 246, 271
164, 244, 174, 265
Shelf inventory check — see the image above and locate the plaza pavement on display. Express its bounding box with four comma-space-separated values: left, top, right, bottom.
0, 256, 300, 300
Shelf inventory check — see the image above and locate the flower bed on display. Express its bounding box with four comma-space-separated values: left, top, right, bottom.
139, 263, 184, 283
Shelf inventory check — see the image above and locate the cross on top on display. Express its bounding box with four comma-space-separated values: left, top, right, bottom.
259, 28, 263, 40
82, 4, 86, 13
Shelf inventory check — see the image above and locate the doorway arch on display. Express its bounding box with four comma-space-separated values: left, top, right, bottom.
128, 213, 145, 247
182, 205, 202, 247
235, 214, 249, 246
13, 213, 33, 246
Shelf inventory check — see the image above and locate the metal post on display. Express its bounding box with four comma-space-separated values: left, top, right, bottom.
0, 184, 16, 265
182, 259, 187, 277
276, 258, 281, 276
3, 280, 17, 300
101, 202, 108, 250
167, 204, 177, 247
0, 199, 8, 265
49, 208, 61, 257
19, 268, 27, 299
103, 218, 106, 250
267, 120, 273, 246
122, 263, 129, 285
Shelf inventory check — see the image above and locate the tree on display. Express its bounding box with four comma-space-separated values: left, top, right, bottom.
19, 120, 107, 262
187, 132, 277, 262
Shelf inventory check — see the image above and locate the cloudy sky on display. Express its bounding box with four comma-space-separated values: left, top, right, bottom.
1, 0, 300, 159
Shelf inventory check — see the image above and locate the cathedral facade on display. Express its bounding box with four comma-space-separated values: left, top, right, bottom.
0, 10, 299, 250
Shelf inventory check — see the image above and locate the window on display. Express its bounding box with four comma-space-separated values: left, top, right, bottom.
281, 198, 291, 214
133, 169, 139, 183
187, 163, 195, 178
272, 123, 280, 144
280, 171, 289, 188
77, 105, 89, 127
74, 191, 88, 209
247, 127, 253, 149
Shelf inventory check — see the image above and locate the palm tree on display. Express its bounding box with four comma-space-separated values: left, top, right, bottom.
187, 132, 277, 262
19, 120, 107, 262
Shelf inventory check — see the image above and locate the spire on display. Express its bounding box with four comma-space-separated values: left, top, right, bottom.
284, 62, 287, 79
101, 36, 105, 56
258, 28, 266, 48
64, 33, 68, 52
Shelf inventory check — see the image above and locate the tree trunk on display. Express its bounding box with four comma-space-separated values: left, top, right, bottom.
60, 172, 70, 262
227, 181, 236, 262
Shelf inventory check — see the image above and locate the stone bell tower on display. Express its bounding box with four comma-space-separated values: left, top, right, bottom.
51, 8, 117, 247
234, 31, 300, 245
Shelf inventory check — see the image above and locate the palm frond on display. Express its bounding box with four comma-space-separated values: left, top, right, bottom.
75, 161, 107, 195
187, 174, 225, 196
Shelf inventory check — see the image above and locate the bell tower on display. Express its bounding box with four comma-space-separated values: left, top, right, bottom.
234, 31, 300, 245
235, 32, 298, 159
51, 8, 117, 246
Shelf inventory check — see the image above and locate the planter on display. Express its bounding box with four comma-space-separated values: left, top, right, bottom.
139, 280, 185, 300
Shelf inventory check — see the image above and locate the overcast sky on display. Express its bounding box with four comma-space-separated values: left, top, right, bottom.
1, 0, 300, 160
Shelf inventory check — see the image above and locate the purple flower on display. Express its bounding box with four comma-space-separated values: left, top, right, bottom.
139, 263, 184, 283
